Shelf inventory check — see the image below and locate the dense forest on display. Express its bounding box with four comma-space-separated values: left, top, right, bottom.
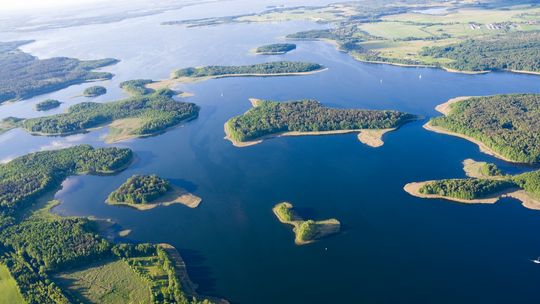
35, 99, 60, 111
0, 40, 118, 104
83, 85, 107, 97
0, 146, 215, 303
0, 145, 132, 218
174, 61, 323, 78
226, 99, 416, 142
19, 88, 199, 137
108, 174, 171, 205
255, 43, 296, 54
419, 178, 516, 200
120, 79, 154, 95
421, 32, 540, 72
429, 94, 540, 163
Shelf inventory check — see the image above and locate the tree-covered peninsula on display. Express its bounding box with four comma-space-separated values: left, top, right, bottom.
255, 43, 296, 55
35, 99, 61, 111
173, 61, 324, 79
426, 94, 540, 164
107, 174, 202, 209
0, 146, 221, 304
225, 98, 417, 147
83, 85, 107, 97
273, 202, 340, 245
6, 85, 199, 143
0, 40, 118, 104
404, 159, 540, 210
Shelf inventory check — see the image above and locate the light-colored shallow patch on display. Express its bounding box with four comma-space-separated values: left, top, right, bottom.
0, 264, 24, 304
462, 159, 503, 179
107, 186, 202, 210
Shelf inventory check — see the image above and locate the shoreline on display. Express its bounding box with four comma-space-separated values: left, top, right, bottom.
272, 203, 340, 245
150, 68, 328, 89
423, 122, 515, 163
425, 96, 517, 163
106, 186, 202, 210
158, 243, 229, 304
225, 125, 396, 148
404, 181, 540, 210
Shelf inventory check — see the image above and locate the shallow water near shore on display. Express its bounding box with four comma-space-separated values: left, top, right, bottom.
2, 1, 540, 303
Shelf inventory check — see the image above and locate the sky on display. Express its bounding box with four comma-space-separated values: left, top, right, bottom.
0, 0, 108, 11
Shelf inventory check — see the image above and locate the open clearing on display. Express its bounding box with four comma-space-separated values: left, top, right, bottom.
55, 258, 151, 304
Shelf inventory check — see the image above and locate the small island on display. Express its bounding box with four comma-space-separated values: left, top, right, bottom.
107, 174, 202, 210
404, 159, 540, 210
6, 84, 199, 143
425, 94, 540, 164
35, 99, 61, 111
83, 85, 107, 97
273, 202, 340, 245
255, 43, 296, 55
225, 98, 417, 147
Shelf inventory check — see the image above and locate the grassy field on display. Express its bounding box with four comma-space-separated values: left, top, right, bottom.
55, 258, 151, 304
0, 264, 24, 304
359, 21, 433, 39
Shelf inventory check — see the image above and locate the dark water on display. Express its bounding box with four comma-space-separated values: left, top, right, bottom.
2, 1, 540, 303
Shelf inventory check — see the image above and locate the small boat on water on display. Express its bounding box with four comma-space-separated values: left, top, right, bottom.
531, 257, 540, 264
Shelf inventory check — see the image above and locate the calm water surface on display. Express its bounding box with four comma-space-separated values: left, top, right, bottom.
1, 1, 540, 303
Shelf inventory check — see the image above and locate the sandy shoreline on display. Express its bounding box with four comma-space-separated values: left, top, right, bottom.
225, 124, 395, 148
404, 181, 540, 211
149, 68, 327, 89
403, 181, 503, 204
107, 186, 202, 210
434, 96, 473, 115
272, 203, 340, 245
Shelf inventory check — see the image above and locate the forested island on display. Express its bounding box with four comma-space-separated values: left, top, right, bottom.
0, 40, 118, 104
173, 61, 324, 80
35, 99, 60, 111
83, 85, 107, 97
426, 94, 540, 164
404, 160, 540, 210
3, 84, 199, 143
273, 202, 340, 245
0, 146, 222, 304
107, 174, 202, 210
225, 98, 417, 147
255, 43, 296, 55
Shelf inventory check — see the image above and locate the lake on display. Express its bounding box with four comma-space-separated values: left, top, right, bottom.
1, 1, 540, 303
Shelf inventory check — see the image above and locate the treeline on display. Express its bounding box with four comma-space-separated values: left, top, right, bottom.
35, 99, 60, 111
108, 174, 171, 205
0, 40, 118, 104
226, 99, 416, 142
0, 145, 132, 215
256, 43, 296, 54
419, 178, 516, 200
420, 32, 540, 72
83, 85, 107, 97
19, 88, 199, 136
430, 94, 540, 164
174, 61, 323, 78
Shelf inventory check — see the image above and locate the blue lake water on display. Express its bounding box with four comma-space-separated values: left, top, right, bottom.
2, 1, 540, 303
